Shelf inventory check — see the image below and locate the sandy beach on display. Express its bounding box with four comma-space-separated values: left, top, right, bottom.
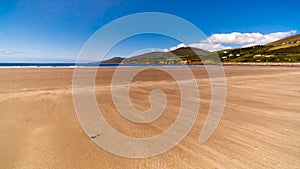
0, 67, 299, 169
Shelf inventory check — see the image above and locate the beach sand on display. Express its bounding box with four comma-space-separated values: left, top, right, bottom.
0, 67, 299, 169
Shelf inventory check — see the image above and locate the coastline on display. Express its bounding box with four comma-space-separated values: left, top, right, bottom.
0, 62, 300, 68
222, 62, 300, 67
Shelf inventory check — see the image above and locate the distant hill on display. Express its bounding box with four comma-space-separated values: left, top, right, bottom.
100, 57, 125, 63
171, 47, 210, 56
101, 34, 300, 64
122, 47, 213, 64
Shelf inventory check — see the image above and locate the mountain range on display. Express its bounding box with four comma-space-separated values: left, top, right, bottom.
101, 34, 300, 64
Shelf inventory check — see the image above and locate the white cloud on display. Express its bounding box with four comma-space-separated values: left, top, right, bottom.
169, 43, 186, 51
0, 50, 25, 55
167, 30, 297, 52
204, 30, 296, 45
167, 42, 231, 52
189, 42, 232, 52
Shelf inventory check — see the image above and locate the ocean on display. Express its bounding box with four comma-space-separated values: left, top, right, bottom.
0, 63, 197, 68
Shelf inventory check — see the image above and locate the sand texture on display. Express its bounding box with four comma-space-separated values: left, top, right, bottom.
0, 67, 299, 169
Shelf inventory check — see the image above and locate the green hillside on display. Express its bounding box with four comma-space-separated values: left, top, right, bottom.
122, 47, 213, 64
102, 34, 300, 64
219, 42, 300, 63
266, 34, 300, 46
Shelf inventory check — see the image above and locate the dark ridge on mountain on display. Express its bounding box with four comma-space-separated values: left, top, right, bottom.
122, 47, 213, 64
100, 57, 125, 63
171, 47, 210, 56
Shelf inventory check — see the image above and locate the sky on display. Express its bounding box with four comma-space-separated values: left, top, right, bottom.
0, 0, 299, 62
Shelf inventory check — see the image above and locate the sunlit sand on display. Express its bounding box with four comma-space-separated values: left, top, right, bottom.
0, 67, 299, 168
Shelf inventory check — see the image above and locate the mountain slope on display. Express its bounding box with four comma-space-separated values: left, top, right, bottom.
122, 47, 212, 64
266, 34, 300, 46
100, 57, 125, 63
102, 34, 300, 64
218, 34, 300, 62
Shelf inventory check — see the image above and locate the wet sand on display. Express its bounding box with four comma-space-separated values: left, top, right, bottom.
0, 67, 299, 169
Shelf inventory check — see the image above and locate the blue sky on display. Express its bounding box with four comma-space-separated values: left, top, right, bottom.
0, 0, 299, 62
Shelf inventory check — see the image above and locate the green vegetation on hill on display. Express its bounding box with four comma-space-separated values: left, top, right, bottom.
219, 42, 300, 63
102, 34, 300, 64
122, 47, 214, 64
266, 34, 300, 46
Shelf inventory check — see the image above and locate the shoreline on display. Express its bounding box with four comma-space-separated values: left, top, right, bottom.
0, 62, 299, 68
222, 62, 300, 67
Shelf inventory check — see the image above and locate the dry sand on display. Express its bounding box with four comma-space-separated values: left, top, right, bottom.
0, 67, 299, 169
